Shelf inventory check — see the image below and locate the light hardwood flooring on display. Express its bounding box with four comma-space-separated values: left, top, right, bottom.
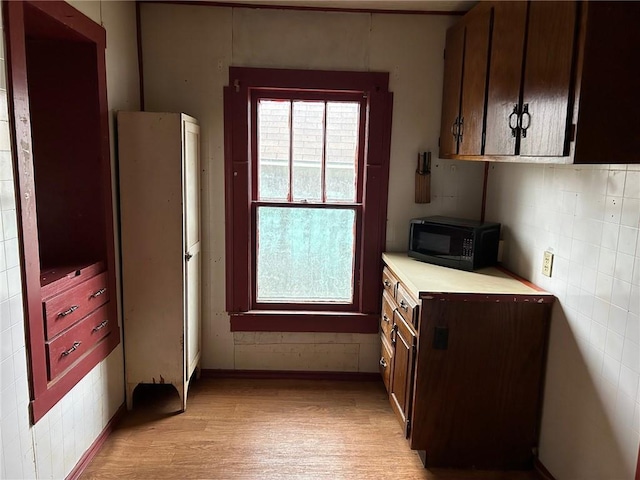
80, 378, 543, 480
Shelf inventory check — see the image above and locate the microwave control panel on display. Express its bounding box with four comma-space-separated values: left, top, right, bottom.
462, 237, 474, 260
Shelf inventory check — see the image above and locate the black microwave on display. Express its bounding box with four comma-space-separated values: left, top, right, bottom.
408, 216, 501, 271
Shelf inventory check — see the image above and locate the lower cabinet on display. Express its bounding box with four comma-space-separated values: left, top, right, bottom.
388, 312, 416, 437
380, 253, 554, 469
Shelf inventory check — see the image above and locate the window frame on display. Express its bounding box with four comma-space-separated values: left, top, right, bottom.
224, 67, 393, 333
251, 91, 366, 311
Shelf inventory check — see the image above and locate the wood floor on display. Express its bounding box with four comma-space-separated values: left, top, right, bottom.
81, 378, 543, 480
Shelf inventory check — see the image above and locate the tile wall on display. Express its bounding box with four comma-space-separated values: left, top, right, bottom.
486, 162, 640, 479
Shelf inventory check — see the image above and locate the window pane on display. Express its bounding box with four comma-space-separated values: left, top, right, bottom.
292, 101, 324, 202
258, 100, 290, 201
256, 206, 355, 303
326, 102, 359, 202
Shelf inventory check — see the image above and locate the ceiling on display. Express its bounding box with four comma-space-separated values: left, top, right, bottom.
203, 0, 476, 13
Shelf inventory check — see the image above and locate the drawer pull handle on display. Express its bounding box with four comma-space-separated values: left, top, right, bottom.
399, 300, 408, 311
58, 305, 79, 317
90, 288, 107, 298
379, 357, 388, 368
92, 320, 109, 333
61, 341, 81, 357
382, 314, 390, 323
383, 279, 392, 288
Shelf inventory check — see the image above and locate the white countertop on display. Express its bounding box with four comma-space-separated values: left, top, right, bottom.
382, 252, 553, 300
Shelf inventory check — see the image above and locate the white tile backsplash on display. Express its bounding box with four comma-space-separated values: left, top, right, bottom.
487, 162, 640, 479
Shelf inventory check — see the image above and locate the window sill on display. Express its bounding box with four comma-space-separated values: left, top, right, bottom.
229, 311, 379, 333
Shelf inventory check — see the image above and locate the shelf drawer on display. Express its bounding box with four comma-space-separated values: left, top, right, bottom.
380, 335, 393, 393
381, 290, 396, 344
43, 272, 109, 340
46, 304, 114, 380
382, 266, 399, 296
396, 283, 419, 329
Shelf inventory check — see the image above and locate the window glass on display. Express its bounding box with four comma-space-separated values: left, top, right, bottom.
326, 102, 359, 202
256, 206, 356, 303
258, 100, 290, 201
292, 101, 324, 201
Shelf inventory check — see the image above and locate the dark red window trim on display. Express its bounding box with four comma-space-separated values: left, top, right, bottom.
224, 67, 393, 333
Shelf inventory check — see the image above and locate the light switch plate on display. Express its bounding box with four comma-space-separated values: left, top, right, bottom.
542, 251, 554, 277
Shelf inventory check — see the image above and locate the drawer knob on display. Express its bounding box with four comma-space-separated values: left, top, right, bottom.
90, 288, 107, 298
61, 341, 81, 357
58, 305, 79, 318
379, 357, 388, 368
399, 300, 408, 311
382, 314, 390, 323
92, 319, 109, 333
383, 279, 392, 288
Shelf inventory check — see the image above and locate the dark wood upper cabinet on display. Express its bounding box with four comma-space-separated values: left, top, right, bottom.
572, 1, 640, 163
439, 22, 464, 157
519, 2, 577, 157
441, 1, 640, 164
438, 3, 491, 157
483, 2, 527, 156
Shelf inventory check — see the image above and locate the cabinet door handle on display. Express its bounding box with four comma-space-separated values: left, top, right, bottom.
391, 324, 398, 344
90, 288, 107, 298
379, 357, 388, 368
185, 252, 193, 261
382, 314, 390, 323
458, 117, 464, 142
509, 104, 519, 137
61, 341, 81, 357
451, 117, 458, 140
58, 305, 78, 318
519, 103, 531, 138
92, 319, 109, 333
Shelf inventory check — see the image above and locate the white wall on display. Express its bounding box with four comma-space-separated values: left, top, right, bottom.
486, 163, 640, 479
139, 3, 485, 373
0, 1, 139, 478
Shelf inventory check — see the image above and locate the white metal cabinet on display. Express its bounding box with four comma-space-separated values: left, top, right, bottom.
118, 111, 202, 412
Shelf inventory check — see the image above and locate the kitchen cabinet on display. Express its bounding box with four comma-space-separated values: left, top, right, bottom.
485, 1, 577, 157
118, 112, 202, 412
440, 1, 640, 164
379, 253, 554, 469
5, 0, 121, 422
438, 2, 491, 157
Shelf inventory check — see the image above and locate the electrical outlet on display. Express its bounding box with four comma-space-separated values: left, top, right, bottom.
542, 251, 554, 277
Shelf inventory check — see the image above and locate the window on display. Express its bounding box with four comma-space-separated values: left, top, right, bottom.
225, 68, 392, 333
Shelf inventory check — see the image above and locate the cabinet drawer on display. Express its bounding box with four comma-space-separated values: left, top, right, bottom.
43, 272, 109, 340
396, 283, 419, 329
381, 290, 395, 344
46, 304, 114, 380
380, 335, 393, 393
382, 266, 399, 296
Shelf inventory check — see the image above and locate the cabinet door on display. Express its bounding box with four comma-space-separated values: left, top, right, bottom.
439, 22, 465, 157
389, 313, 417, 437
484, 2, 528, 156
458, 4, 492, 156
183, 117, 201, 377
519, 1, 577, 156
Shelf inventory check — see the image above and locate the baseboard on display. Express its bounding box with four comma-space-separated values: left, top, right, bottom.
201, 368, 381, 382
534, 457, 557, 480
65, 402, 127, 480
